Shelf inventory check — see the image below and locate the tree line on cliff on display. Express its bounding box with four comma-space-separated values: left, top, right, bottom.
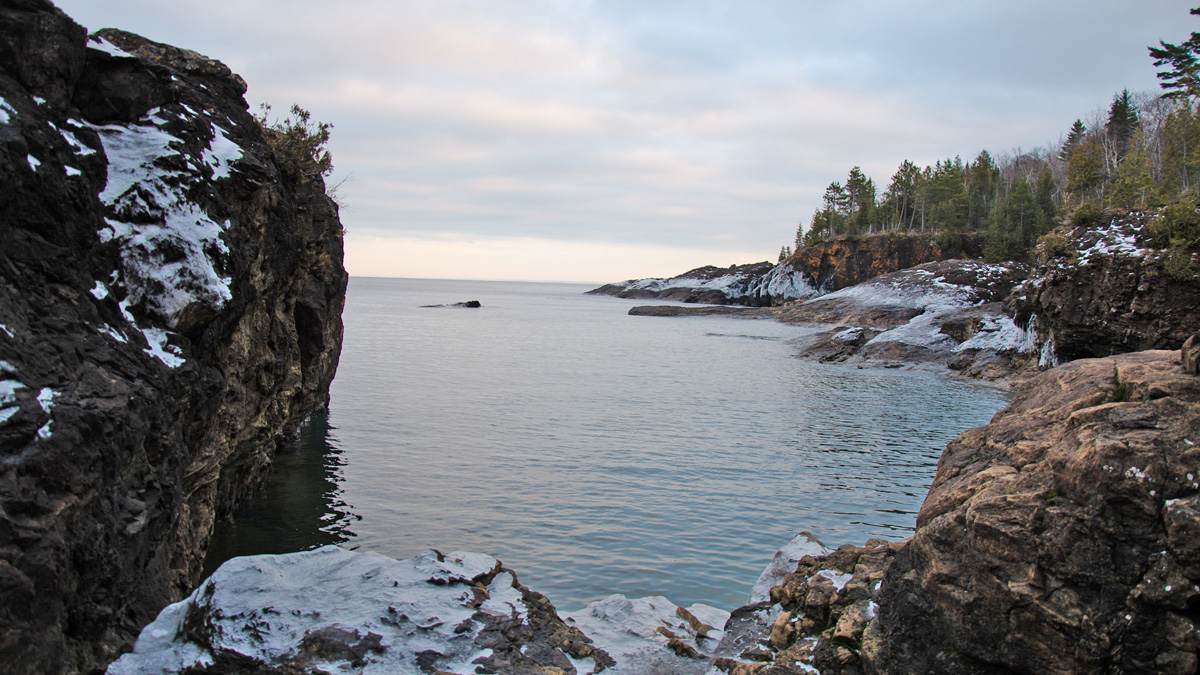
783, 8, 1200, 268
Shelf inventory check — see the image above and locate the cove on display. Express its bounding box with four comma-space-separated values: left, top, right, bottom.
206, 277, 1010, 611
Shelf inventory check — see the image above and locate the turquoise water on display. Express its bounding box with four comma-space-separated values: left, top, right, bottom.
206, 277, 1009, 611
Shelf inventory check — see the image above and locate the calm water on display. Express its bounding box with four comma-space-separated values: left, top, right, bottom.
206, 277, 1009, 611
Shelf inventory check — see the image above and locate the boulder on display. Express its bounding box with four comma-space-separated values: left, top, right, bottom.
108, 546, 612, 675
871, 350, 1200, 673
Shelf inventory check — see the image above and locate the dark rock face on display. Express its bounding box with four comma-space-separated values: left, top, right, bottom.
871, 350, 1200, 674
789, 232, 980, 295
0, 3, 345, 673
1008, 211, 1200, 363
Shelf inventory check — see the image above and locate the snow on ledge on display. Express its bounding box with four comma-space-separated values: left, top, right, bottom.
87, 35, 135, 59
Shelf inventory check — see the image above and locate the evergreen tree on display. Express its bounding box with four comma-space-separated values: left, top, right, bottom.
1149, 8, 1200, 101
1059, 120, 1087, 161
1110, 127, 1156, 208
884, 160, 921, 230
1161, 105, 1200, 195
1107, 89, 1140, 165
844, 166, 877, 233
965, 150, 999, 230
778, 245, 792, 262
1067, 135, 1106, 205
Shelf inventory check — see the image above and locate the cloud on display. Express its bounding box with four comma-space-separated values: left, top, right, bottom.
55, 0, 1198, 280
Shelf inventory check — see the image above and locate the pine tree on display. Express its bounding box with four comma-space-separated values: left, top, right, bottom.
1107, 90, 1140, 165
1149, 8, 1200, 101
884, 160, 921, 230
1059, 120, 1087, 161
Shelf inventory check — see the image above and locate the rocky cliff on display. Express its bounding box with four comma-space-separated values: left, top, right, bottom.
709, 348, 1200, 674
588, 233, 980, 307
0, 2, 346, 672
1008, 210, 1200, 364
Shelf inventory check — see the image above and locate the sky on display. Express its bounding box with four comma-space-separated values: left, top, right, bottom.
54, 0, 1196, 283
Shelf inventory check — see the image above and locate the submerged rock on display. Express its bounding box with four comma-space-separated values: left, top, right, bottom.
420, 300, 482, 308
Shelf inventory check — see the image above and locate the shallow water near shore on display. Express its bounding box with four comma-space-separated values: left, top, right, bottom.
206, 277, 1010, 612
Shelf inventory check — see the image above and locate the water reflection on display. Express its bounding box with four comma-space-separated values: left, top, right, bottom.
201, 410, 358, 578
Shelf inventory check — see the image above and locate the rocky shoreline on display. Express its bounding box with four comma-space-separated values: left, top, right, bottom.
610, 214, 1200, 384
6, 2, 1200, 674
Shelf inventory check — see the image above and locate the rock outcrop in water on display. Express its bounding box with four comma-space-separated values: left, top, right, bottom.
588, 234, 980, 307
779, 259, 1032, 380
712, 348, 1200, 674
0, 3, 346, 672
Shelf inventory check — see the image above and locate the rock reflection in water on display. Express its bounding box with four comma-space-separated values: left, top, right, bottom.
201, 411, 358, 578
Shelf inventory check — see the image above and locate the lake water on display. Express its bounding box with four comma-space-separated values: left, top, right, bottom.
205, 277, 1010, 612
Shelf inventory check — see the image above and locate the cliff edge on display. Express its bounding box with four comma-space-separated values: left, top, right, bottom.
0, 2, 346, 672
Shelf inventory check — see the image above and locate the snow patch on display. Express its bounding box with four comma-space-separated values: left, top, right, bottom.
89, 115, 234, 328
141, 327, 185, 368
0, 379, 22, 405
99, 325, 128, 343
91, 281, 109, 300
0, 324, 12, 338
87, 35, 135, 58
32, 96, 45, 105
65, 165, 82, 177
0, 97, 15, 124
813, 570, 854, 592
0, 407, 17, 425
954, 315, 1032, 353
200, 125, 242, 179
566, 594, 728, 675
27, 154, 40, 171
36, 388, 57, 413
1076, 222, 1147, 264
59, 124, 97, 156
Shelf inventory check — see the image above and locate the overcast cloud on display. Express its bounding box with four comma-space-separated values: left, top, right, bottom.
54, 0, 1195, 282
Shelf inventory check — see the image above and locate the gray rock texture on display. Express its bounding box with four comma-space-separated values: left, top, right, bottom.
0, 2, 345, 672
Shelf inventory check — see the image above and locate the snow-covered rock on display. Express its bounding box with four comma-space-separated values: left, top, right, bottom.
566, 595, 729, 675
108, 546, 611, 675
783, 260, 1037, 379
